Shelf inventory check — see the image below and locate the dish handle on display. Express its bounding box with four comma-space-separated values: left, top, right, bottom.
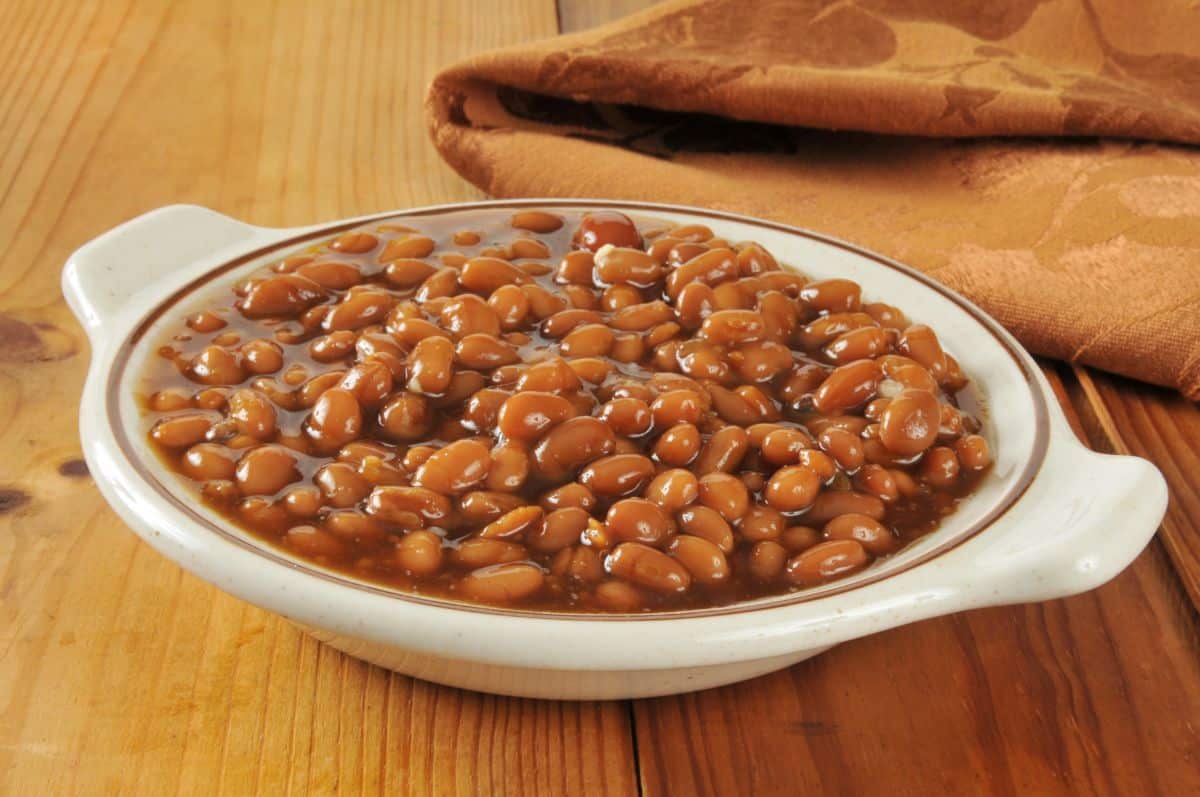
62, 204, 260, 338
958, 431, 1167, 606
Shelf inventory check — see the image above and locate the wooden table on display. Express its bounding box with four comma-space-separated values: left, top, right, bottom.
3, 1, 1198, 793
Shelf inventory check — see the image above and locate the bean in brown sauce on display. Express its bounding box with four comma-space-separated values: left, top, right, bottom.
142, 207, 990, 612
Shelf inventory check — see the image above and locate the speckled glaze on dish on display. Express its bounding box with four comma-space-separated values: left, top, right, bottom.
63, 201, 1167, 699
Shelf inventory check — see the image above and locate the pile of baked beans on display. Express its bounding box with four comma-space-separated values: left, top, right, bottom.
142, 207, 991, 612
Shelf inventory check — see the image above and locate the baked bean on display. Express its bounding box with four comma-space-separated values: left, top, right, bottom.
149, 389, 192, 412
699, 310, 765, 345
238, 274, 327, 318
666, 248, 738, 299
738, 505, 785, 542
283, 485, 324, 519
236, 445, 300, 495
735, 385, 779, 421
296, 260, 362, 290
540, 482, 597, 512
593, 245, 664, 287
651, 390, 705, 427
736, 242, 780, 275
674, 282, 717, 329
748, 540, 787, 582
479, 505, 543, 539
796, 312, 874, 349
527, 507, 590, 553
315, 462, 370, 508
611, 300, 673, 332
668, 535, 730, 585
786, 540, 870, 586
654, 422, 701, 466
181, 443, 237, 481
368, 485, 451, 525
760, 428, 810, 466
379, 392, 432, 441
824, 513, 897, 555
599, 284, 640, 312
532, 416, 616, 481
920, 446, 960, 488
954, 434, 992, 470
406, 336, 455, 394
511, 210, 563, 233
460, 256, 528, 294
764, 465, 821, 512
516, 358, 581, 393
338, 360, 394, 407
898, 324, 948, 379
609, 333, 644, 363
676, 339, 730, 381
879, 388, 940, 456
698, 473, 750, 521
579, 454, 655, 496
520, 283, 568, 319
412, 439, 491, 494
151, 413, 213, 447
813, 359, 881, 414
729, 341, 792, 382
241, 339, 284, 375
574, 210, 642, 251
146, 207, 990, 611
552, 545, 604, 584
706, 385, 760, 426
286, 524, 348, 558
607, 542, 691, 594
644, 469, 700, 512
305, 388, 363, 450
486, 283, 529, 330
594, 580, 644, 611
325, 290, 393, 331
440, 294, 501, 339
800, 278, 861, 314
460, 562, 545, 603
228, 389, 277, 440
561, 324, 614, 357
188, 345, 245, 385
395, 530, 444, 576
824, 326, 889, 364
605, 498, 673, 544
817, 428, 864, 472
694, 426, 750, 475
598, 398, 652, 437
854, 463, 902, 501
497, 391, 574, 440
485, 441, 530, 492
780, 525, 821, 553
805, 490, 887, 525
864, 302, 910, 330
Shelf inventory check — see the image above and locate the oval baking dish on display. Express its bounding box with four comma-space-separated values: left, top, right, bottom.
63, 200, 1167, 700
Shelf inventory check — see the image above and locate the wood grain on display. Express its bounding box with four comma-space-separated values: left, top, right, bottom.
4, 0, 1200, 794
1065, 367, 1200, 612
0, 1, 637, 795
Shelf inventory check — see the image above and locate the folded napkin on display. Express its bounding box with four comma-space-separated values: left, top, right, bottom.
427, 0, 1200, 399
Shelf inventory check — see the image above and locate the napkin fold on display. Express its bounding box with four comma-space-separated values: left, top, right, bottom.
427, 0, 1200, 398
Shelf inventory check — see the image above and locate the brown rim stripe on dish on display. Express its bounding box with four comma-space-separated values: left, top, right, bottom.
106, 199, 1050, 621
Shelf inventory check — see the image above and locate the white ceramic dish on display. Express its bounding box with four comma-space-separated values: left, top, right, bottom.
63, 200, 1167, 700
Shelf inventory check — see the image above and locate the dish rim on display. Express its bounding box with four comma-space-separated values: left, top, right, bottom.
102, 198, 1051, 621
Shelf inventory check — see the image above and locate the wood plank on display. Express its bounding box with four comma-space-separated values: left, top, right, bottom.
632, 367, 1200, 796
0, 1, 638, 794
1065, 366, 1200, 612
556, 0, 658, 33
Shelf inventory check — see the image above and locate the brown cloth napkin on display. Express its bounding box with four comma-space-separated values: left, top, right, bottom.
427, 0, 1200, 399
